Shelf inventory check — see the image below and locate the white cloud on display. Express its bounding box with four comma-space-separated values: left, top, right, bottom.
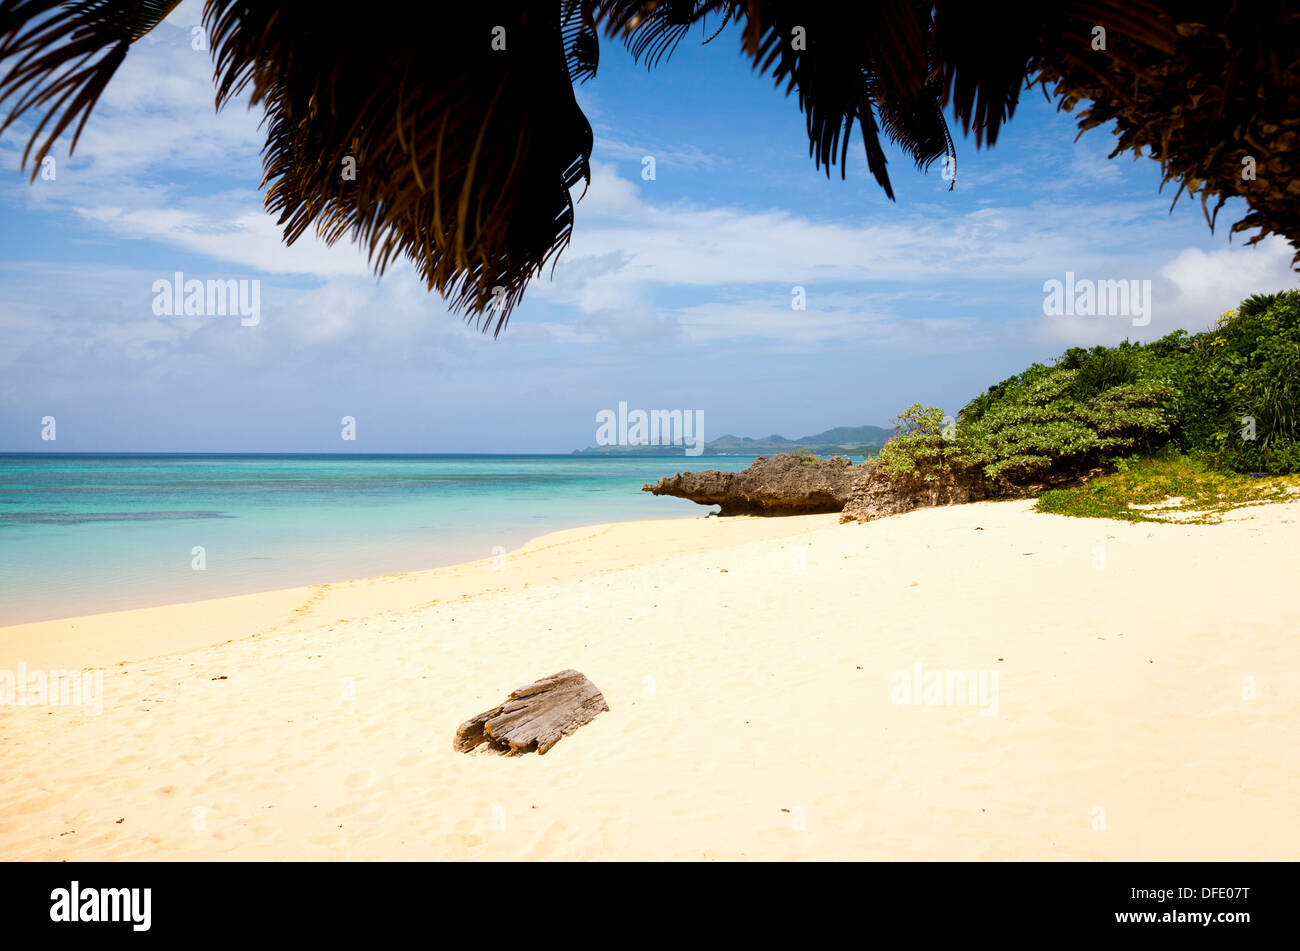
1160, 238, 1299, 325
79, 195, 376, 279
1034, 236, 1299, 347
592, 135, 725, 171
557, 172, 1187, 303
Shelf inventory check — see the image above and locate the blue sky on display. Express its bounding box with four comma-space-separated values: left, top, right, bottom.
2, 2, 1297, 452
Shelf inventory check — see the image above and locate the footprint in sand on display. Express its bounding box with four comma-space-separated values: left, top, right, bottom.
239, 818, 283, 844
445, 820, 486, 851
521, 820, 574, 859
344, 770, 376, 791
211, 799, 244, 816
325, 800, 385, 826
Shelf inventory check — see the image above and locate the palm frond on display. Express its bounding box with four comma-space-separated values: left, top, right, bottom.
596, 0, 731, 69
2, 0, 1296, 333
562, 0, 601, 83
206, 2, 593, 334
0, 0, 182, 178
599, 1, 948, 196
1031, 0, 1300, 267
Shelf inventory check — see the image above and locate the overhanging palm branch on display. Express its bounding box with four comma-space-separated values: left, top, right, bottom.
205, 2, 593, 335
0, 0, 182, 176
1032, 0, 1300, 265
595, 0, 952, 197
0, 0, 1296, 333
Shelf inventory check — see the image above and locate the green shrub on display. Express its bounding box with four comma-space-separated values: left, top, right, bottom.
875, 404, 963, 481
954, 367, 1171, 487
1060, 344, 1141, 400
884, 288, 1300, 496
1183, 291, 1300, 472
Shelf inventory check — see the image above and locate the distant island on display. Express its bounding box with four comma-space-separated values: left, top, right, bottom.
573, 424, 892, 456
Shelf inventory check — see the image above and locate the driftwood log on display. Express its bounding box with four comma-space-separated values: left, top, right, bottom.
454, 669, 608, 755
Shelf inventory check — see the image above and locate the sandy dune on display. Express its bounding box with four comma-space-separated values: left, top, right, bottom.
2, 500, 1298, 860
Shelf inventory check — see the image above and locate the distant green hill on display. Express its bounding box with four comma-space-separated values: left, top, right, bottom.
573, 424, 892, 456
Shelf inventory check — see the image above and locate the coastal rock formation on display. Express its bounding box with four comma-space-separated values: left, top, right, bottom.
838, 466, 992, 523
642, 452, 1094, 523
454, 669, 608, 755
641, 454, 867, 516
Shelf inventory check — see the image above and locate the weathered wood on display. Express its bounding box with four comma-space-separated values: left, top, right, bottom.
454, 669, 608, 755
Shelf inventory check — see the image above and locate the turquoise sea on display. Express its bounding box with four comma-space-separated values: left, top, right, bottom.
0, 454, 766, 624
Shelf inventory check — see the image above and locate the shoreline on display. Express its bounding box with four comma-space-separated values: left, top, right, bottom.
3, 498, 1299, 860
0, 508, 716, 634
0, 452, 762, 628
0, 513, 823, 670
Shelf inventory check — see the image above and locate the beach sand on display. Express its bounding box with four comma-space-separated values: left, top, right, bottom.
2, 500, 1298, 860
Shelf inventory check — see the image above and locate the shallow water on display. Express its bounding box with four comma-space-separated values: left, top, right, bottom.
0, 453, 767, 623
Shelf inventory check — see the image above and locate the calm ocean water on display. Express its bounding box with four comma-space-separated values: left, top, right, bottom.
0, 454, 766, 624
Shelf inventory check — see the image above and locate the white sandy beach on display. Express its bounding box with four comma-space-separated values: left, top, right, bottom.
2, 499, 1298, 860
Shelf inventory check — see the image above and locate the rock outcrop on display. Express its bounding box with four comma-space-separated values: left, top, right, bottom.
642, 453, 867, 516
836, 460, 1107, 523
644, 452, 1104, 523
837, 466, 992, 523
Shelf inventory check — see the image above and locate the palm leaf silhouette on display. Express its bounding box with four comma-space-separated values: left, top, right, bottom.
0, 1, 1293, 331
0, 0, 183, 176
205, 2, 594, 336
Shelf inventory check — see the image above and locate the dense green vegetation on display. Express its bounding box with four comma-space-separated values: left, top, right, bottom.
874, 290, 1300, 518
